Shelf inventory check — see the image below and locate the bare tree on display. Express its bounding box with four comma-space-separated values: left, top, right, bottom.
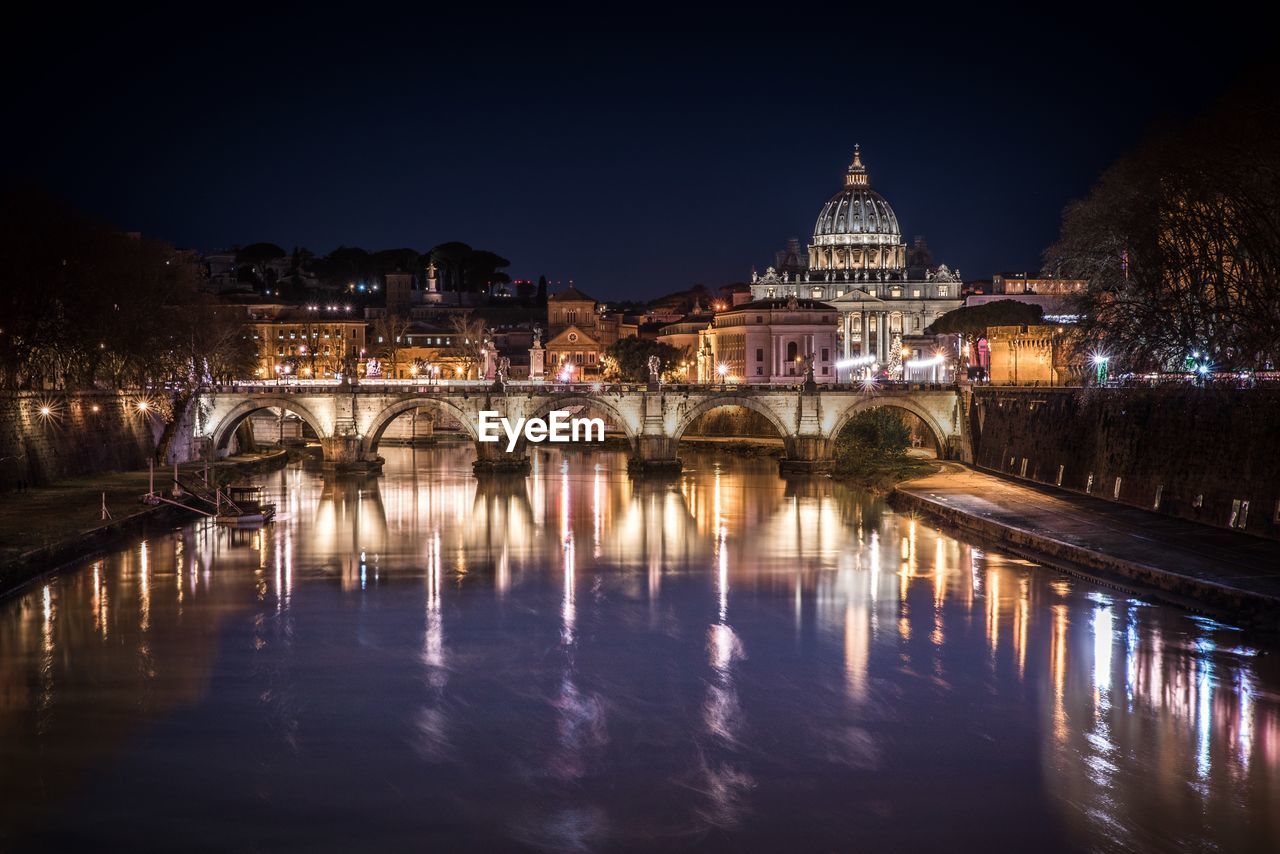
1045, 76, 1280, 372
445, 314, 487, 380
372, 314, 414, 378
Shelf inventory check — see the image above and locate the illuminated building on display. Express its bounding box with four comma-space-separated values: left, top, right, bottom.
693, 295, 839, 384
748, 146, 964, 368
544, 285, 637, 377
248, 306, 367, 380
985, 324, 1082, 386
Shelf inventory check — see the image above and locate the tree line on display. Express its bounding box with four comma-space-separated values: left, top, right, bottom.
233, 241, 530, 302
0, 183, 256, 390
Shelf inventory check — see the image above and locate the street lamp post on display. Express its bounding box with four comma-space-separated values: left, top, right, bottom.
1091, 354, 1110, 386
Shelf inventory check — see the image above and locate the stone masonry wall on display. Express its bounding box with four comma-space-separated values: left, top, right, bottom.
971, 387, 1280, 540
0, 392, 163, 488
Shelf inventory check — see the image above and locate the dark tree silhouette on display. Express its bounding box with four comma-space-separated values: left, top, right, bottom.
1045, 73, 1280, 371
926, 301, 1045, 337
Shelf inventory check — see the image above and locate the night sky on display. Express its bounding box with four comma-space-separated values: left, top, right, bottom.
4, 7, 1267, 300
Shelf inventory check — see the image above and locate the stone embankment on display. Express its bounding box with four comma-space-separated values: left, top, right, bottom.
893, 464, 1280, 628
968, 387, 1280, 540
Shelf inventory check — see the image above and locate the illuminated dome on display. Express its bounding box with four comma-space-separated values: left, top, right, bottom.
808, 146, 905, 273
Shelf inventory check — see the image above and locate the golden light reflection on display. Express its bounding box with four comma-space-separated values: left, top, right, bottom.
1015, 577, 1029, 677
845, 601, 869, 701
932, 532, 945, 608
1, 445, 1278, 852
425, 532, 444, 670
92, 561, 103, 635
561, 463, 576, 645
1052, 603, 1068, 743
139, 540, 150, 633
987, 568, 1000, 657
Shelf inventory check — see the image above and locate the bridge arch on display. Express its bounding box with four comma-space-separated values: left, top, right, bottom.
210, 397, 328, 452
673, 394, 793, 444
364, 396, 479, 452
519, 394, 640, 452
827, 396, 951, 455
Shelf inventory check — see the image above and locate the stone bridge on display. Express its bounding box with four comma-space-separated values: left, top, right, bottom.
193, 381, 968, 474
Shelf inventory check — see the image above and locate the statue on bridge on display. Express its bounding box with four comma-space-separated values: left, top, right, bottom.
647, 354, 662, 387
801, 352, 817, 391
495, 356, 511, 391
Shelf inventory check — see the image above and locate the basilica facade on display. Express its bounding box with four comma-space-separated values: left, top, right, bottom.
748, 147, 963, 369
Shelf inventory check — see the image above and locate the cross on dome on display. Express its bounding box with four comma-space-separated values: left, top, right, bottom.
845, 144, 869, 187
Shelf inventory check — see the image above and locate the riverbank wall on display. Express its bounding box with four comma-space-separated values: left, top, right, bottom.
0, 391, 164, 489
969, 387, 1280, 541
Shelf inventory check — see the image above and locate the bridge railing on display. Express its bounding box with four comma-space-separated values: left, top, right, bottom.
202, 379, 960, 395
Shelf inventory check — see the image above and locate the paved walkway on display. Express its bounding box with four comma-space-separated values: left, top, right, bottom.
896, 464, 1280, 614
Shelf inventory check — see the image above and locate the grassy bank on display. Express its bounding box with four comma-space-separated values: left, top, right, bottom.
832, 454, 936, 492
0, 449, 288, 595
678, 436, 785, 458
830, 409, 937, 492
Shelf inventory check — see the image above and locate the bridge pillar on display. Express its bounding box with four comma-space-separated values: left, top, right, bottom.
629, 392, 680, 475
780, 436, 833, 474
472, 439, 531, 475
471, 392, 531, 475
628, 435, 681, 475
321, 435, 384, 473
780, 391, 833, 473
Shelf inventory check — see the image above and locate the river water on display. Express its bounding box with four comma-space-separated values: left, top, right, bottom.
1, 446, 1277, 852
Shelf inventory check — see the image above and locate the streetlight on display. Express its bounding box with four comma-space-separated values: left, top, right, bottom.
717, 362, 729, 386
1091, 353, 1110, 386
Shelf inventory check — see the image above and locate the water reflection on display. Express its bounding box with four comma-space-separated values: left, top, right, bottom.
0, 445, 1277, 851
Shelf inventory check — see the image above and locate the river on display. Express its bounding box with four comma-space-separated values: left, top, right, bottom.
1, 446, 1277, 851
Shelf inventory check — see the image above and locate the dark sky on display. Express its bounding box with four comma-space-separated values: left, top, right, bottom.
4, 6, 1268, 300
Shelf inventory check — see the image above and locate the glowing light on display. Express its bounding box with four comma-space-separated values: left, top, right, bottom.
835, 355, 877, 369
1090, 352, 1110, 366
39, 406, 51, 417
904, 355, 945, 369
136, 400, 149, 412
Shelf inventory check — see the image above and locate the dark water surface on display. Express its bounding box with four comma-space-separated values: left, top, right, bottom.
1, 446, 1277, 852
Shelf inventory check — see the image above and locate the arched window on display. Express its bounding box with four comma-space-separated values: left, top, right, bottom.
786, 341, 799, 361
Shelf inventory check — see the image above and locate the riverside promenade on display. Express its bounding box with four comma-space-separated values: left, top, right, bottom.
895, 464, 1280, 626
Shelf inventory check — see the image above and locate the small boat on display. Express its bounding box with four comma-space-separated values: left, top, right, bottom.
215, 485, 277, 526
